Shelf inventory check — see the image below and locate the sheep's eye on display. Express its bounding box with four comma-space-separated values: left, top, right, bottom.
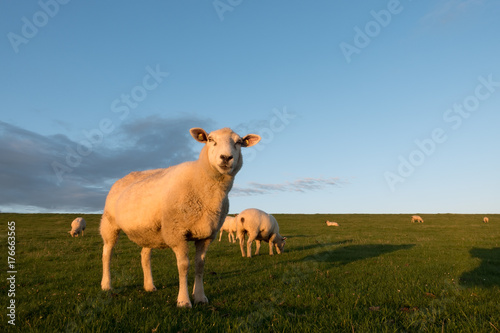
235, 139, 242, 146
208, 137, 216, 145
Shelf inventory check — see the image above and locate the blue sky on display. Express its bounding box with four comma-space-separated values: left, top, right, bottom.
1, 0, 499, 214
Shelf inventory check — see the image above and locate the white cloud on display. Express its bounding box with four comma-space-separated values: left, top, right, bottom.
231, 177, 342, 197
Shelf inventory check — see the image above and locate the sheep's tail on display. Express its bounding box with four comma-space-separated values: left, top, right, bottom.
237, 216, 247, 237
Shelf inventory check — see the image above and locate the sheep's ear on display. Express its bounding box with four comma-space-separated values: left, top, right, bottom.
190, 128, 208, 143
241, 134, 261, 147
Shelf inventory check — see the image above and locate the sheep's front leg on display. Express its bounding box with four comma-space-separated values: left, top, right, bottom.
172, 242, 191, 308
101, 243, 114, 290
100, 221, 120, 291
141, 247, 156, 291
269, 235, 276, 255
269, 242, 275, 255
193, 239, 211, 305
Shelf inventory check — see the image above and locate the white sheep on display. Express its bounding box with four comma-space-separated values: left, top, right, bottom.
236, 208, 286, 258
325, 221, 339, 227
411, 215, 424, 223
483, 217, 489, 223
100, 127, 260, 308
68, 217, 86, 237
219, 215, 237, 243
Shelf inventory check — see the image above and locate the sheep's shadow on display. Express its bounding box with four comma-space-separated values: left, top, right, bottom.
459, 247, 500, 288
287, 239, 354, 253
301, 243, 415, 266
283, 234, 310, 239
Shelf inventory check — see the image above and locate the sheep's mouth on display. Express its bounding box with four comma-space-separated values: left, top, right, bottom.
218, 163, 233, 173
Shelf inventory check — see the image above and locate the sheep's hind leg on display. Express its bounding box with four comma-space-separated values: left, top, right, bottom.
172, 242, 192, 308
255, 240, 261, 256
193, 239, 211, 305
238, 232, 247, 257
246, 234, 257, 258
141, 247, 156, 291
100, 217, 120, 291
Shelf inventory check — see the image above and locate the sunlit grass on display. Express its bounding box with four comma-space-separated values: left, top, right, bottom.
1, 213, 499, 332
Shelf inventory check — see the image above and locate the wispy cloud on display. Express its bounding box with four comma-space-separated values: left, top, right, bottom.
421, 0, 484, 26
0, 116, 212, 213
231, 177, 342, 197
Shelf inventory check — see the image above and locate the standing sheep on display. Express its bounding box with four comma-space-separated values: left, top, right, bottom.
411, 215, 424, 223
68, 217, 86, 237
100, 127, 260, 308
236, 208, 286, 258
483, 217, 489, 223
219, 215, 237, 243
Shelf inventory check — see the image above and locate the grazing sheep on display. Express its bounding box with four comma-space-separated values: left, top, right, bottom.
68, 217, 86, 237
100, 127, 260, 308
236, 208, 286, 258
483, 217, 489, 223
219, 215, 237, 243
411, 215, 424, 223
325, 221, 339, 227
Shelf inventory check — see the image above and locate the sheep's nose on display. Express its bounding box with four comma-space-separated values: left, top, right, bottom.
220, 154, 233, 163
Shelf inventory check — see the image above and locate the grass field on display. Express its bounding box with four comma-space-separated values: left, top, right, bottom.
1, 213, 499, 332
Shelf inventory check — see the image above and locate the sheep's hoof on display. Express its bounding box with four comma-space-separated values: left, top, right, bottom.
101, 282, 112, 291
177, 301, 192, 308
144, 285, 157, 292
194, 296, 209, 305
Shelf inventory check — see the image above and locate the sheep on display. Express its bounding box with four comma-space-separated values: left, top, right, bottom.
219, 215, 237, 243
483, 217, 489, 223
68, 217, 86, 237
236, 208, 286, 258
411, 215, 424, 223
325, 221, 339, 227
99, 127, 260, 308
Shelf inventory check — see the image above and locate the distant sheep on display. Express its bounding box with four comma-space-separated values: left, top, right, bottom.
411, 215, 424, 223
325, 221, 339, 227
100, 127, 260, 308
483, 217, 489, 223
68, 217, 86, 237
236, 208, 286, 258
219, 216, 237, 243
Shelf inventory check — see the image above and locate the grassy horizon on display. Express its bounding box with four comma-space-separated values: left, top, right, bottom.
1, 213, 499, 332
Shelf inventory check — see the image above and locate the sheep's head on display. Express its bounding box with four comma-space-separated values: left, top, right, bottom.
274, 236, 287, 254
190, 127, 260, 176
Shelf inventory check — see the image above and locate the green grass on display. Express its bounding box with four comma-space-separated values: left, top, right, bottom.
1, 213, 499, 332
